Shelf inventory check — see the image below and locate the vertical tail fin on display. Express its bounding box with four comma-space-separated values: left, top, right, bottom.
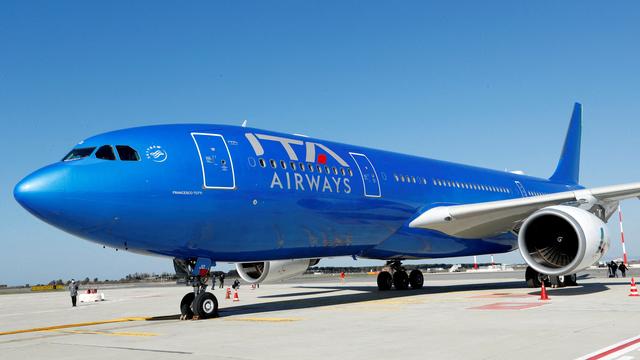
549, 103, 582, 184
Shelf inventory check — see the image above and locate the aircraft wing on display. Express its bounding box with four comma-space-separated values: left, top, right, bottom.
408, 182, 640, 239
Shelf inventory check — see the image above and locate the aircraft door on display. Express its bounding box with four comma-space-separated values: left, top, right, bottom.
349, 152, 381, 198
191, 132, 236, 190
514, 181, 527, 197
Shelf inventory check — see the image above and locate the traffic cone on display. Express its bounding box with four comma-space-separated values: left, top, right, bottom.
629, 278, 639, 297
225, 287, 231, 300
251, 284, 256, 290
539, 281, 550, 301
233, 289, 240, 302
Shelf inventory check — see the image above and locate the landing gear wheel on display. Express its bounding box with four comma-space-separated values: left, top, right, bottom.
409, 270, 424, 289
564, 274, 578, 286
377, 271, 393, 291
550, 275, 565, 288
180, 292, 195, 320
393, 270, 409, 290
525, 266, 541, 288
194, 292, 218, 319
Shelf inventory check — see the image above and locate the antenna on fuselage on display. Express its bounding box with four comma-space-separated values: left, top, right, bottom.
241, 120, 248, 128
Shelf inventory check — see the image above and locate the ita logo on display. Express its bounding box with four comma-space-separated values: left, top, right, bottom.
145, 145, 168, 162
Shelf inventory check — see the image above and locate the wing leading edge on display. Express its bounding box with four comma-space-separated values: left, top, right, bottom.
408, 182, 640, 239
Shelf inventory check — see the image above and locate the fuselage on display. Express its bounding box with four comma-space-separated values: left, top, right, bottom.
14, 124, 583, 262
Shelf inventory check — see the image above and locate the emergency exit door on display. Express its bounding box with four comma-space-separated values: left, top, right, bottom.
191, 132, 236, 190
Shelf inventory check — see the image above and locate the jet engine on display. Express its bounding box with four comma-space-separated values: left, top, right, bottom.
518, 205, 609, 276
235, 259, 320, 284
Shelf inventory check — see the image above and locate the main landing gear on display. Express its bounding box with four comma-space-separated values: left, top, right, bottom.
175, 258, 219, 320
525, 266, 578, 289
377, 261, 424, 291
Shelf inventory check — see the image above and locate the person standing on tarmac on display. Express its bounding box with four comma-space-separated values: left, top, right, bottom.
69, 280, 79, 307
610, 261, 618, 278
219, 273, 225, 288
619, 262, 628, 278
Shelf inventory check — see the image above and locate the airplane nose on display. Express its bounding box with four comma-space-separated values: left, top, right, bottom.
14, 164, 68, 216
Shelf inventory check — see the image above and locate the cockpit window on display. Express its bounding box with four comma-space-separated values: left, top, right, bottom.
95, 145, 116, 160
116, 145, 140, 161
62, 147, 96, 162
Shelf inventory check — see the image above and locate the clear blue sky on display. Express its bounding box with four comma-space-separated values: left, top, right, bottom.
1, 1, 639, 286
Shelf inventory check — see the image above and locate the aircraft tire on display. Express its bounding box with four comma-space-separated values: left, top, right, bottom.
525, 266, 541, 288
549, 275, 565, 288
409, 270, 424, 289
194, 292, 218, 319
393, 270, 409, 290
180, 292, 195, 319
564, 274, 578, 286
377, 271, 393, 291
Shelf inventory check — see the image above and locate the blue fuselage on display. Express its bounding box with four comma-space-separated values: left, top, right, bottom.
14, 124, 582, 262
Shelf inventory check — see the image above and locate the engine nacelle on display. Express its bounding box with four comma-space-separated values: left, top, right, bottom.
235, 259, 319, 284
518, 205, 609, 276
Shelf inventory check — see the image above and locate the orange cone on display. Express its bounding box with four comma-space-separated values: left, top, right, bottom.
539, 281, 550, 301
233, 289, 240, 302
225, 287, 231, 300
629, 277, 639, 297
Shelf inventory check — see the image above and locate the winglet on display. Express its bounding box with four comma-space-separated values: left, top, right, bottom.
550, 103, 582, 184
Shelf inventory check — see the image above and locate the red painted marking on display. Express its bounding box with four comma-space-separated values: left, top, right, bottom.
317, 153, 327, 164
584, 336, 640, 359
469, 302, 545, 310
470, 293, 532, 299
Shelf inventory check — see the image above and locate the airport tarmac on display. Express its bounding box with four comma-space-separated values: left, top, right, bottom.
1, 271, 640, 360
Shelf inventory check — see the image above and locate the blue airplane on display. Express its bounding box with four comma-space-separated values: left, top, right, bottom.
14, 103, 640, 319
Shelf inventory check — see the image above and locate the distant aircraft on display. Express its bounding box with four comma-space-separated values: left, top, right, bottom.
14, 103, 639, 319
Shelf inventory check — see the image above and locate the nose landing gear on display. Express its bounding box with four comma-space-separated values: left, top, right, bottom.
377, 261, 424, 291
175, 257, 219, 320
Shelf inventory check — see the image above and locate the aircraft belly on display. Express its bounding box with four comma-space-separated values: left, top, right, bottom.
361, 227, 518, 260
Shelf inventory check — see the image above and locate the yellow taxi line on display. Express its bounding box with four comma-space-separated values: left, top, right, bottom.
0, 317, 151, 336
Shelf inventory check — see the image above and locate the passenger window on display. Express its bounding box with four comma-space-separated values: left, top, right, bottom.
348, 168, 353, 177
332, 167, 338, 175
290, 161, 296, 170
299, 162, 305, 171
394, 174, 399, 182
115, 145, 140, 161
317, 165, 323, 173
259, 158, 266, 168
341, 168, 346, 176
269, 159, 276, 168
63, 147, 96, 161
308, 164, 314, 172
401, 176, 405, 183
412, 176, 416, 183
96, 145, 116, 160
324, 166, 330, 174
280, 160, 287, 169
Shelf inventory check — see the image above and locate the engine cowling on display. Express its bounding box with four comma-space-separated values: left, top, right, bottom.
518, 205, 609, 276
236, 259, 319, 284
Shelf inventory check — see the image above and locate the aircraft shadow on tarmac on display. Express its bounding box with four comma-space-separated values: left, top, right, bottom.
147, 279, 616, 321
